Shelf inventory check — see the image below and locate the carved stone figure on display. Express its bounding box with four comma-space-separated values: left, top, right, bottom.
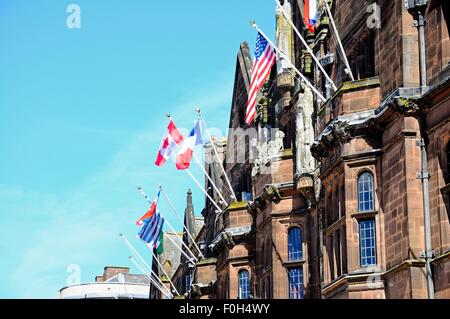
268, 130, 285, 159
252, 130, 285, 177
252, 141, 268, 177
295, 84, 316, 175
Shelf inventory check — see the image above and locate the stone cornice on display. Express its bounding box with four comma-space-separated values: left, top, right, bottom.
322, 259, 429, 296
311, 84, 426, 160
431, 251, 450, 265
311, 109, 377, 159
325, 216, 346, 234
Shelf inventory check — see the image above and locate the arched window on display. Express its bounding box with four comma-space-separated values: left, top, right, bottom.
288, 227, 303, 261
358, 172, 375, 212
238, 270, 250, 299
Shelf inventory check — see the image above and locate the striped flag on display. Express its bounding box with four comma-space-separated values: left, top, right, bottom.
138, 210, 165, 250
155, 120, 184, 167
245, 32, 277, 125
304, 0, 318, 33
155, 232, 164, 255
135, 190, 160, 226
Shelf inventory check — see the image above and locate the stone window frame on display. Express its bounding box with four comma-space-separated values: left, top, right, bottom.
288, 225, 303, 261
357, 170, 376, 212
288, 267, 304, 300
238, 268, 251, 299
350, 165, 380, 272
357, 218, 377, 268
283, 223, 306, 269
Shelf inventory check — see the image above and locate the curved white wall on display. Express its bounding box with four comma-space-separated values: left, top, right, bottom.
59, 283, 150, 299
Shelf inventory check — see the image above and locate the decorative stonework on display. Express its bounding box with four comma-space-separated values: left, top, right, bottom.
251, 184, 282, 212
295, 85, 316, 175
296, 174, 316, 208
252, 131, 285, 177
392, 96, 422, 117
275, 0, 294, 73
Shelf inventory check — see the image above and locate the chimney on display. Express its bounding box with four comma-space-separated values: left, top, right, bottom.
102, 266, 130, 281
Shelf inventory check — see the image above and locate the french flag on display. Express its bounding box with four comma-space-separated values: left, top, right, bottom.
155, 120, 184, 167
175, 119, 203, 170
304, 0, 318, 33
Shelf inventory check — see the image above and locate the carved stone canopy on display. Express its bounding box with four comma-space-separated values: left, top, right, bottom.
311, 110, 381, 159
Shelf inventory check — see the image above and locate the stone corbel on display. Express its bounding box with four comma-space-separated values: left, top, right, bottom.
209, 231, 235, 254
296, 173, 316, 208
391, 96, 422, 117
332, 120, 353, 143
276, 71, 295, 108
250, 184, 282, 212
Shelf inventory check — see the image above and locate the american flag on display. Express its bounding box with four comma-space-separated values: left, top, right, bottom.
245, 32, 277, 125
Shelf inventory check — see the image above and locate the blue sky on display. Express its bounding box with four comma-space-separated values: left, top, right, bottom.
0, 1, 275, 298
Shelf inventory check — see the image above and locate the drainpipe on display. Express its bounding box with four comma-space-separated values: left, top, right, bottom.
405, 0, 434, 299
417, 9, 427, 94
417, 134, 435, 300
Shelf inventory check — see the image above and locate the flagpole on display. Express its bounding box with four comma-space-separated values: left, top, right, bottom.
148, 244, 181, 297
119, 234, 173, 297
137, 186, 199, 263
251, 21, 327, 102
129, 256, 172, 299
129, 256, 173, 299
186, 168, 224, 214
192, 151, 229, 206
165, 113, 227, 212
120, 235, 173, 297
323, 0, 355, 81
159, 218, 198, 264
159, 185, 205, 258
274, 0, 338, 91
197, 108, 237, 202
133, 256, 173, 299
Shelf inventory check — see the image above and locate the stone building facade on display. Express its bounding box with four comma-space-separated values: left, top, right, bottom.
168, 0, 449, 299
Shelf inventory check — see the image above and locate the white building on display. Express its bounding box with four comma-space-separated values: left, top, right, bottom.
59, 266, 151, 299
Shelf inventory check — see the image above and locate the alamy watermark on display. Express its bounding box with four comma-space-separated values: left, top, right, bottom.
66, 4, 81, 29
66, 264, 81, 286
367, 3, 381, 29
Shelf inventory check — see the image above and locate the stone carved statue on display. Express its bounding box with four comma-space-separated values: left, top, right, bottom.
295, 84, 316, 175
252, 142, 268, 177
268, 130, 285, 159
252, 130, 285, 177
